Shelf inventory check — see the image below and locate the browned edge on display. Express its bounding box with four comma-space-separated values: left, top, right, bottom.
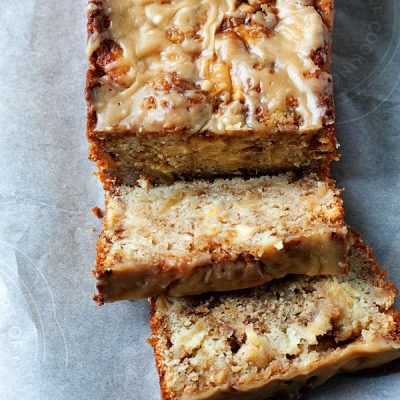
85, 0, 337, 188
147, 230, 400, 399
148, 298, 175, 400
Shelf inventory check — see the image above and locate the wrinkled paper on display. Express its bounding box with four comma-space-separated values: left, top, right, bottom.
0, 0, 400, 399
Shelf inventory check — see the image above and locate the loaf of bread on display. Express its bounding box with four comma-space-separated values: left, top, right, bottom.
94, 173, 347, 303
86, 0, 336, 186
149, 233, 400, 400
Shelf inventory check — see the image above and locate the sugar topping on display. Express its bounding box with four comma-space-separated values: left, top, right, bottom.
88, 0, 333, 134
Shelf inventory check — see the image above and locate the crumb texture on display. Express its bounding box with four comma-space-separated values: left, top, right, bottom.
102, 173, 344, 268
150, 237, 400, 400
90, 127, 337, 185
95, 173, 346, 301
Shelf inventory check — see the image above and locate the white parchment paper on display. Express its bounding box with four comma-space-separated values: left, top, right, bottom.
0, 1, 399, 399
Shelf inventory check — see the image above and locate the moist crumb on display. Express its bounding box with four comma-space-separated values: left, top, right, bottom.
94, 173, 348, 301
149, 233, 400, 400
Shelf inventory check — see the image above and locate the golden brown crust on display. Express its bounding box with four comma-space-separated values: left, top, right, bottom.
94, 232, 348, 303
86, 1, 337, 185
151, 346, 400, 400
347, 230, 398, 300
92, 233, 108, 305
148, 232, 400, 400
149, 301, 174, 400
86, 1, 107, 134
315, 0, 335, 31
94, 174, 347, 302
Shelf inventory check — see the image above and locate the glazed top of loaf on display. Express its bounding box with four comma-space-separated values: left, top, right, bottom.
87, 0, 334, 135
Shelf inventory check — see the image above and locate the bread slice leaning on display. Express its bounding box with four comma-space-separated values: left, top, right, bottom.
94, 173, 347, 303
149, 233, 400, 400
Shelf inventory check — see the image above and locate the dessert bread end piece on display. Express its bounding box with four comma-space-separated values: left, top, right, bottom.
149, 233, 400, 400
94, 173, 347, 303
86, 0, 337, 186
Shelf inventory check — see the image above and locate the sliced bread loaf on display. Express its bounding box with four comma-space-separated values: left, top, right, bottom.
86, 0, 336, 186
94, 173, 347, 302
149, 233, 400, 400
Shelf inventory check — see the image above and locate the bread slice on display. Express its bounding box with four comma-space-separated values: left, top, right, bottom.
149, 233, 400, 400
94, 173, 347, 303
86, 0, 336, 186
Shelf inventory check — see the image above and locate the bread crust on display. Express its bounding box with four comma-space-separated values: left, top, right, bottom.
94, 174, 347, 303
86, 0, 337, 185
148, 233, 400, 400
95, 231, 348, 303
151, 344, 400, 400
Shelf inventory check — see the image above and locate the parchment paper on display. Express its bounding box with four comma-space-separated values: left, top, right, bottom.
0, 1, 399, 399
